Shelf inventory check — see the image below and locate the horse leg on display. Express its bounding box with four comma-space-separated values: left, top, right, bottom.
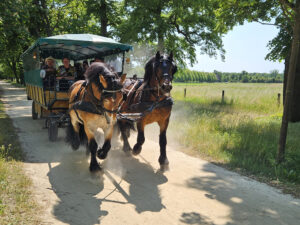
158, 116, 170, 171
132, 121, 145, 155
84, 126, 101, 172
97, 125, 113, 160
65, 113, 80, 150
118, 121, 132, 153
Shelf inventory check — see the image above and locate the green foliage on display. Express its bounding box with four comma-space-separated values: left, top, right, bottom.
119, 0, 227, 66
174, 69, 283, 83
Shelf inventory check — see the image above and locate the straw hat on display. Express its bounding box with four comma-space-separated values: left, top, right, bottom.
46, 56, 55, 62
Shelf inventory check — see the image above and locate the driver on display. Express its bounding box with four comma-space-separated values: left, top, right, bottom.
58, 57, 75, 77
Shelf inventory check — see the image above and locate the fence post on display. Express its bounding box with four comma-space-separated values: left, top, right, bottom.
222, 90, 225, 103
184, 88, 186, 98
278, 93, 281, 107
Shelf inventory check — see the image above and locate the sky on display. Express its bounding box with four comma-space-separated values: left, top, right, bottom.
189, 22, 285, 73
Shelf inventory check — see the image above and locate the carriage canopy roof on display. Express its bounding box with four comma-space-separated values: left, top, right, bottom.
21, 34, 133, 61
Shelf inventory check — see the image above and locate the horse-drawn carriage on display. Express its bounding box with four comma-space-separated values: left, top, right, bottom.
22, 34, 177, 172
21, 34, 132, 142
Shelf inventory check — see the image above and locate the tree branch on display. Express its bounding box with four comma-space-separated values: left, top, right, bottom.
253, 19, 292, 36
169, 14, 196, 45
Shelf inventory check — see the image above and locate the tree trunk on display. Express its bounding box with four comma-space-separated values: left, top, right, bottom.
283, 55, 289, 105
277, 2, 300, 163
290, 44, 300, 122
156, 3, 164, 52
100, 0, 108, 37
40, 0, 52, 36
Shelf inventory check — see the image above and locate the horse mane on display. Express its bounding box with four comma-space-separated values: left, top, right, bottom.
84, 62, 115, 83
84, 62, 122, 90
144, 56, 156, 84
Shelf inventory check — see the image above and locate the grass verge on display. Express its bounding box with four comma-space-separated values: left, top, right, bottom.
0, 93, 40, 224
170, 83, 300, 197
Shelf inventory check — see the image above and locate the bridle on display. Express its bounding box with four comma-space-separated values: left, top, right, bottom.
87, 78, 123, 114
152, 57, 175, 97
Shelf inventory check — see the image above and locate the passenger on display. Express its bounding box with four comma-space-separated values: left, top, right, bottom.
94, 56, 105, 63
74, 62, 85, 80
42, 56, 56, 88
83, 60, 89, 72
58, 57, 75, 77
132, 74, 138, 80
43, 56, 56, 73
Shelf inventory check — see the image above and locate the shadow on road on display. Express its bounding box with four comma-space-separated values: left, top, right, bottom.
184, 163, 300, 225
46, 146, 167, 225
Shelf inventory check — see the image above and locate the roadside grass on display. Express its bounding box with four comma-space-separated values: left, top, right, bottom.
170, 83, 300, 196
0, 96, 40, 224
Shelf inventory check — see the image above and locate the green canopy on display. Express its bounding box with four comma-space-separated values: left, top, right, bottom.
22, 34, 133, 61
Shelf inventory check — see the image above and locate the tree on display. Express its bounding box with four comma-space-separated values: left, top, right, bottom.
277, 0, 300, 163
118, 0, 227, 66
0, 0, 32, 84
85, 0, 122, 37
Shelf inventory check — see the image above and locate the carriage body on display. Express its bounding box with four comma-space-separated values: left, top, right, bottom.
21, 34, 132, 141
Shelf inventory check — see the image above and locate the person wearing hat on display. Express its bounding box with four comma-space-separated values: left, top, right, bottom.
43, 56, 56, 73
42, 56, 57, 88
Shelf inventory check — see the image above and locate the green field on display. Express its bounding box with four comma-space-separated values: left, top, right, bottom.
169, 83, 300, 193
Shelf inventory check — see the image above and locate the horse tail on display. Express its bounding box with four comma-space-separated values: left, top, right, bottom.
65, 122, 87, 150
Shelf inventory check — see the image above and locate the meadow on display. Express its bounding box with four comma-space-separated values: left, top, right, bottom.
169, 83, 300, 193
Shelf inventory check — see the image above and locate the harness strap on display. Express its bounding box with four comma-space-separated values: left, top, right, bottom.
73, 107, 84, 124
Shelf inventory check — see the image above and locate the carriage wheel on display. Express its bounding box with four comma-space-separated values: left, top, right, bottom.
32, 102, 38, 120
48, 119, 58, 142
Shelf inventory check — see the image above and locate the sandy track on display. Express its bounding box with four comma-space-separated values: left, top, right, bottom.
0, 80, 299, 225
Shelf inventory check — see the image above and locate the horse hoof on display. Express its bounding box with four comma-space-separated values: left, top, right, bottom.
159, 164, 170, 172
132, 144, 142, 155
89, 163, 102, 173
123, 145, 132, 154
97, 150, 108, 160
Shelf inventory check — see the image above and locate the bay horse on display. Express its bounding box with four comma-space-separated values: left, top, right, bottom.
66, 62, 126, 172
118, 51, 177, 171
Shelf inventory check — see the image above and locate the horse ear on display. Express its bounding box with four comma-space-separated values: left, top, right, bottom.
99, 74, 107, 88
120, 73, 127, 84
156, 51, 160, 60
169, 51, 173, 61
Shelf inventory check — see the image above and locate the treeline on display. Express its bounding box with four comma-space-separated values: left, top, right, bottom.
0, 0, 228, 84
174, 69, 283, 83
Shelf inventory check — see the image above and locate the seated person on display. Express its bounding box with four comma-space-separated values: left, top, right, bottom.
83, 60, 89, 72
42, 56, 56, 88
58, 57, 75, 78
132, 74, 138, 80
74, 62, 85, 81
94, 56, 105, 63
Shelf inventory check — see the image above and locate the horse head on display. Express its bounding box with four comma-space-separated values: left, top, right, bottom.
153, 51, 177, 93
85, 62, 126, 116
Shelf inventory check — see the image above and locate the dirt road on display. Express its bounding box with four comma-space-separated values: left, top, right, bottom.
0, 81, 299, 225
